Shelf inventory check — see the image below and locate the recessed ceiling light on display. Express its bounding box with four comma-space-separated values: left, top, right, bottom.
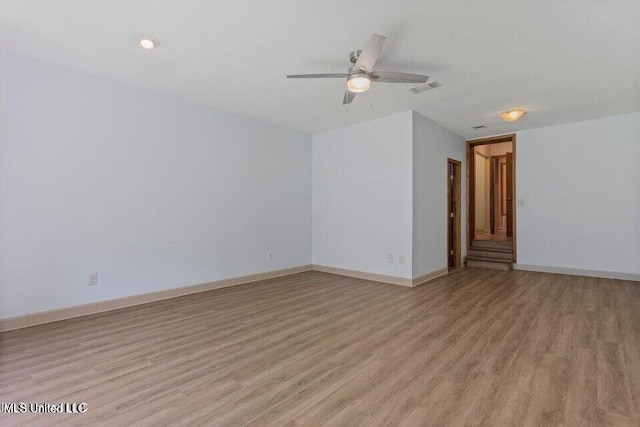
501, 109, 526, 122
139, 37, 158, 50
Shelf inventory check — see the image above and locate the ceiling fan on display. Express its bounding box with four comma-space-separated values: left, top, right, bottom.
286, 34, 429, 105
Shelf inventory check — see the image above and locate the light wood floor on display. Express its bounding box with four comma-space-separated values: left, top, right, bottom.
1, 269, 640, 426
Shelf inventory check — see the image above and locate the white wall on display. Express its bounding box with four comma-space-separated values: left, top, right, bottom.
412, 112, 466, 278
312, 112, 414, 278
5, 52, 635, 323
516, 112, 640, 276
0, 51, 312, 318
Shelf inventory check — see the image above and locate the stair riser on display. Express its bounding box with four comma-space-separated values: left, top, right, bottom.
467, 260, 512, 271
471, 239, 513, 250
467, 250, 513, 261
471, 241, 512, 250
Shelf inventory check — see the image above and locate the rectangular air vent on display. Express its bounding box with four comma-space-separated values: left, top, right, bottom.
410, 80, 442, 94
472, 125, 487, 130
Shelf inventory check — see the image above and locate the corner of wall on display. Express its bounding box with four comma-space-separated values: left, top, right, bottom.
310, 111, 415, 280
410, 112, 467, 279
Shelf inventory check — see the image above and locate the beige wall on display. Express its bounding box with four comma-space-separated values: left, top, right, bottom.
474, 153, 491, 232
474, 142, 513, 235
487, 142, 512, 156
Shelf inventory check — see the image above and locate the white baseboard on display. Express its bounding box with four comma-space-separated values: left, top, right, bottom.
312, 264, 449, 288
412, 268, 450, 286
513, 263, 640, 281
1, 263, 454, 332
312, 264, 413, 286
0, 265, 312, 332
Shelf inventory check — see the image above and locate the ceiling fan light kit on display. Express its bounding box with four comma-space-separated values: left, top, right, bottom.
286, 34, 429, 105
347, 73, 371, 93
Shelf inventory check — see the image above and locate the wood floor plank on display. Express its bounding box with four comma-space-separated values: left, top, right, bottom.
1, 269, 639, 426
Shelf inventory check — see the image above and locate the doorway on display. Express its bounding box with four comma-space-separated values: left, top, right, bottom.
467, 135, 516, 261
447, 158, 461, 269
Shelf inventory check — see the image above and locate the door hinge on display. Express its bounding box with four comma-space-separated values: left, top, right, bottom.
450, 212, 454, 218
450, 174, 454, 181
450, 250, 454, 255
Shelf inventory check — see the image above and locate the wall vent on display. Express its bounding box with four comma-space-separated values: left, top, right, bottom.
410, 80, 442, 94
472, 125, 487, 130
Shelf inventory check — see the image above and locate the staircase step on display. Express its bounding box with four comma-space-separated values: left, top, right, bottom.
467, 259, 512, 271
467, 249, 513, 261
471, 240, 512, 251
472, 238, 511, 246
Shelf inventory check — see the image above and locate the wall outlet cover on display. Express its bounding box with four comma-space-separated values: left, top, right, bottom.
88, 273, 98, 286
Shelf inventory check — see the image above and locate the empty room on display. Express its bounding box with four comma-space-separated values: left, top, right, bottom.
1, 1, 639, 426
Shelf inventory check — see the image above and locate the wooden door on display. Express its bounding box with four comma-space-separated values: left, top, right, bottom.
506, 152, 513, 237
447, 159, 461, 269
448, 162, 455, 268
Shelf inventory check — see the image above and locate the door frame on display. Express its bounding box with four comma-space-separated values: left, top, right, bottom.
466, 134, 517, 262
447, 158, 462, 269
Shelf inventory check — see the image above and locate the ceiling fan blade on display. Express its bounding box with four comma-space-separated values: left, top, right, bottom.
371, 71, 429, 84
343, 90, 356, 105
355, 34, 386, 72
286, 73, 348, 79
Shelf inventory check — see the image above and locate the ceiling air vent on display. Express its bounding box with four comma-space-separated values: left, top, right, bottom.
410, 80, 442, 94
472, 125, 487, 130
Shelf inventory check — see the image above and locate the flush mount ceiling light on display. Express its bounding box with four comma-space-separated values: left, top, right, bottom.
501, 109, 526, 122
138, 37, 158, 50
347, 73, 371, 93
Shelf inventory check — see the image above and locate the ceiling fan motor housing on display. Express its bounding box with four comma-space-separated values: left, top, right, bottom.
348, 65, 369, 77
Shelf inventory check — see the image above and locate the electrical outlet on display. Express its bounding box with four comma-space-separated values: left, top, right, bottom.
399, 255, 406, 264
88, 273, 98, 286
267, 251, 272, 260
387, 253, 394, 264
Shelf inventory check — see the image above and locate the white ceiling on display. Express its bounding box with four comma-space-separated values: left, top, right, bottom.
1, 0, 638, 138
